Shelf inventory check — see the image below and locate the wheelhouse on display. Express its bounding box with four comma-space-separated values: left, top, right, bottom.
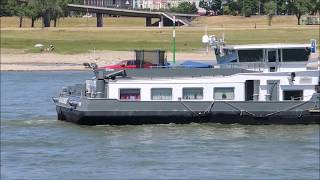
214, 44, 312, 72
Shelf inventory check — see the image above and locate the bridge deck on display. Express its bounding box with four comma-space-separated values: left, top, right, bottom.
67, 4, 198, 18
67, 4, 198, 27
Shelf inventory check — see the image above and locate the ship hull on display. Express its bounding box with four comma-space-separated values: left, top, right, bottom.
55, 98, 320, 125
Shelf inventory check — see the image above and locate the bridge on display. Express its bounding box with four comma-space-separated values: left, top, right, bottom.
67, 4, 198, 27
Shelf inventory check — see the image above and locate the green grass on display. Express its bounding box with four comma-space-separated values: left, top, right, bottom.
192, 15, 302, 27
1, 27, 318, 54
1, 16, 319, 54
1, 16, 146, 28
1, 15, 306, 28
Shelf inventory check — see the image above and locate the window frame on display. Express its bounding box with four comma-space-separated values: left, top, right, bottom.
182, 87, 204, 100
282, 48, 311, 62
119, 88, 141, 101
238, 49, 264, 62
282, 90, 304, 101
213, 87, 235, 100
151, 88, 173, 100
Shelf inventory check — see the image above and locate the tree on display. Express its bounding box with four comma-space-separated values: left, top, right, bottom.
199, 0, 222, 15
30, 0, 63, 27
264, 1, 276, 26
210, 0, 222, 15
239, 0, 259, 17
6, 0, 28, 27
60, 0, 70, 17
291, 0, 313, 25
1, 0, 12, 16
277, 0, 290, 15
310, 0, 320, 15
242, 0, 252, 17
27, 0, 49, 27
25, 0, 42, 27
50, 0, 64, 27
199, 0, 210, 12
171, 2, 198, 14
3, 0, 82, 28
223, 5, 231, 15
228, 1, 241, 15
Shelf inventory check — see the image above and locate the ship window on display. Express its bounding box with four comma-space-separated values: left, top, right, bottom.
282, 48, 310, 62
269, 67, 276, 72
283, 90, 303, 101
151, 88, 172, 100
120, 89, 140, 100
238, 50, 263, 62
214, 87, 234, 100
183, 88, 203, 100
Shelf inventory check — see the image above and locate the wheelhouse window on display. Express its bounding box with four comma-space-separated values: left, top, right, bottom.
214, 87, 235, 100
282, 48, 310, 62
120, 89, 140, 100
151, 88, 172, 100
183, 88, 203, 100
283, 90, 303, 101
238, 50, 263, 62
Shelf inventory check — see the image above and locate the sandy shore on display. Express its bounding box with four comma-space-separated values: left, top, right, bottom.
1, 49, 215, 71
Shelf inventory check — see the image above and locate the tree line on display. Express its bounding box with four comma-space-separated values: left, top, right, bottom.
199, 0, 320, 24
1, 0, 319, 27
1, 0, 199, 27
0, 0, 83, 27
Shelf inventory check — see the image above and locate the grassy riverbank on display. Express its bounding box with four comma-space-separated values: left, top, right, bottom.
1, 15, 304, 28
1, 16, 319, 54
1, 27, 318, 54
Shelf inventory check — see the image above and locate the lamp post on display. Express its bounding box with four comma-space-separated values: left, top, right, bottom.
172, 16, 176, 64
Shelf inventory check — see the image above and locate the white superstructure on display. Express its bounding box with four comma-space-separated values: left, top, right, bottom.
83, 40, 319, 104
87, 70, 319, 102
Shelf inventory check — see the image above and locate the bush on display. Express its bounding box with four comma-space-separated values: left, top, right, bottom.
170, 2, 198, 14
223, 6, 231, 15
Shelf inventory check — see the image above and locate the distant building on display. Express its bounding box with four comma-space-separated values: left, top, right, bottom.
84, 0, 134, 9
84, 0, 201, 10
136, 0, 201, 9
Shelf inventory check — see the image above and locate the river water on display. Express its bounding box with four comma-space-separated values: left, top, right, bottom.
1, 71, 319, 179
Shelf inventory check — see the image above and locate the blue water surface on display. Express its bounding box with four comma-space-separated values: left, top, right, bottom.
1, 71, 319, 180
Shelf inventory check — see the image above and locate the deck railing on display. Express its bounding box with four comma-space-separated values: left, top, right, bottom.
220, 62, 266, 72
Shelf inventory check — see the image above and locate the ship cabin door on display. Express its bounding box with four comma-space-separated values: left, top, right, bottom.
267, 49, 279, 72
267, 80, 280, 101
245, 80, 254, 101
245, 80, 260, 101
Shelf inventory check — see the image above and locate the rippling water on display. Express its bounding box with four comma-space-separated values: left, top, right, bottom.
1, 71, 319, 179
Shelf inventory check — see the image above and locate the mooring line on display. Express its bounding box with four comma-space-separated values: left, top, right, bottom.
179, 101, 198, 115
179, 101, 215, 116
223, 101, 257, 117
204, 101, 215, 113
264, 101, 310, 118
